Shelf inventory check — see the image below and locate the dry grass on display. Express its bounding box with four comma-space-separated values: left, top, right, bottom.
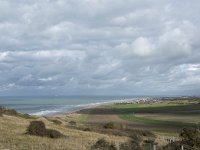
0, 114, 128, 150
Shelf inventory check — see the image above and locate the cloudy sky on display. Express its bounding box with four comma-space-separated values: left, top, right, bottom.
0, 0, 200, 96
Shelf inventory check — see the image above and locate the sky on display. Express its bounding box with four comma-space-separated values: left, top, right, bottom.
0, 0, 200, 96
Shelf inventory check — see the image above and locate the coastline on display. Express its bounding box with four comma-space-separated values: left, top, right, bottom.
49, 97, 161, 117
1, 96, 196, 117
49, 96, 199, 118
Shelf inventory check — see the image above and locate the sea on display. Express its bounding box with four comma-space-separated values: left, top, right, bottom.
0, 95, 142, 116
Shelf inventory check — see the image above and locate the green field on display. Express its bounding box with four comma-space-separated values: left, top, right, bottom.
112, 101, 200, 132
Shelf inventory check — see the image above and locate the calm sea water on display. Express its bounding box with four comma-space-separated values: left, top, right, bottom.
0, 96, 139, 116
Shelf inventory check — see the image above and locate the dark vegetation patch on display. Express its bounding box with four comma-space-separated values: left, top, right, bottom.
83, 128, 91, 131
103, 122, 115, 129
99, 126, 200, 150
162, 127, 200, 150
45, 129, 63, 138
119, 135, 142, 150
119, 134, 158, 150
69, 121, 76, 126
91, 138, 117, 150
163, 141, 182, 150
26, 121, 64, 138
0, 106, 18, 116
180, 128, 200, 148
0, 106, 36, 119
89, 126, 200, 150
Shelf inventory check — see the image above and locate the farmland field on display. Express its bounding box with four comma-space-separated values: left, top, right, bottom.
78, 99, 200, 134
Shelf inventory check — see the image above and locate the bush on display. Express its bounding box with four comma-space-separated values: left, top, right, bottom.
130, 135, 143, 145
26, 121, 63, 138
142, 139, 157, 150
180, 128, 200, 148
143, 139, 156, 145
119, 141, 142, 150
5, 109, 17, 116
0, 107, 18, 116
119, 142, 134, 150
104, 122, 115, 129
26, 121, 47, 137
0, 110, 2, 117
83, 128, 91, 131
69, 121, 76, 126
91, 138, 117, 150
120, 135, 143, 150
163, 141, 182, 150
141, 130, 156, 138
46, 129, 63, 138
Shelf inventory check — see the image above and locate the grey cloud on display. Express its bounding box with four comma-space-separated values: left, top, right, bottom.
0, 0, 200, 95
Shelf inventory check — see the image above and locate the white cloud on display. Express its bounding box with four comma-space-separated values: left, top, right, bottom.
159, 28, 191, 55
131, 37, 154, 57
116, 37, 154, 57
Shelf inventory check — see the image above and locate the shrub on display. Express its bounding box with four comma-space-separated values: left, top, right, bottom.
26, 121, 63, 138
163, 141, 182, 150
120, 135, 143, 150
0, 107, 3, 116
141, 130, 156, 138
0, 110, 2, 117
104, 122, 115, 129
83, 128, 91, 131
119, 142, 134, 150
69, 121, 76, 126
142, 139, 157, 150
46, 129, 63, 138
0, 107, 18, 116
26, 121, 47, 137
5, 109, 18, 116
130, 135, 143, 145
91, 138, 117, 150
109, 143, 117, 150
180, 128, 200, 148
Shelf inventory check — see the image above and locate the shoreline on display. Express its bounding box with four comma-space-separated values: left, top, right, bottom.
46, 98, 136, 117
49, 96, 199, 117
2, 96, 197, 117
49, 97, 162, 117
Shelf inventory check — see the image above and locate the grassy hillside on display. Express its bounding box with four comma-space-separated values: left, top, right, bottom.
0, 113, 127, 150
0, 98, 200, 150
